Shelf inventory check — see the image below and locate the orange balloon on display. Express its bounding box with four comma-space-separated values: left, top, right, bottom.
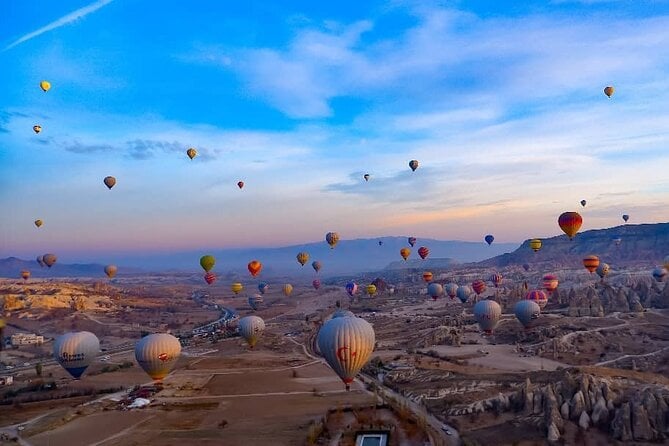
582, 255, 600, 273
422, 272, 433, 282
400, 247, 411, 261
248, 260, 262, 277
558, 211, 582, 240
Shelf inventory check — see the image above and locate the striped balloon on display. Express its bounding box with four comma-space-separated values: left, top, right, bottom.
558, 211, 583, 240
317, 316, 375, 390
472, 279, 487, 295
238, 316, 265, 348
526, 289, 548, 309
583, 255, 600, 273
135, 333, 181, 381
542, 274, 558, 293
473, 299, 501, 334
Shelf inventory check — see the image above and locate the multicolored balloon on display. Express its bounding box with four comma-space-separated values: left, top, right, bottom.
325, 232, 340, 249
20, 270, 30, 281
282, 283, 293, 296
427, 282, 443, 300
40, 80, 51, 92
558, 211, 583, 240
408, 237, 417, 247
237, 181, 244, 189
104, 264, 118, 279
34, 219, 43, 228
312, 279, 321, 290
417, 246, 429, 260
186, 148, 197, 159
652, 267, 668, 283
542, 274, 558, 293
596, 263, 610, 279
472, 279, 486, 296
583, 255, 600, 273
231, 282, 243, 294
204, 272, 216, 285
445, 283, 458, 300
489, 273, 503, 288
604, 86, 615, 98
33, 125, 42, 134
363, 174, 370, 181
312, 260, 321, 273
297, 252, 309, 266
247, 260, 262, 277
422, 271, 433, 282
43, 253, 57, 268
409, 160, 419, 171
526, 289, 548, 309
345, 281, 358, 297
258, 282, 269, 294
456, 286, 471, 303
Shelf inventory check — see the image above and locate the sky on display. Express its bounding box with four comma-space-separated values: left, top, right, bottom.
2, 0, 669, 265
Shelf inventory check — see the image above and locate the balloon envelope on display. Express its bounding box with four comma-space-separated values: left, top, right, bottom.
472, 279, 486, 295
583, 255, 600, 273
580, 199, 587, 207
417, 246, 429, 260
34, 219, 43, 228
325, 232, 340, 248
515, 300, 541, 329
297, 252, 310, 266
313, 279, 321, 290
317, 316, 375, 390
103, 176, 116, 190
484, 235, 494, 245
445, 283, 458, 299
33, 125, 42, 134
247, 260, 262, 277
238, 316, 265, 348
312, 260, 322, 273
43, 253, 57, 268
54, 331, 100, 379
526, 289, 548, 309
622, 214, 629, 222
345, 282, 358, 297
473, 300, 502, 334
204, 272, 216, 285
400, 248, 411, 261
365, 284, 377, 297
21, 270, 30, 281
258, 282, 269, 294
408, 237, 417, 247
104, 264, 117, 279
40, 80, 51, 92
558, 212, 582, 239
542, 274, 558, 293
135, 333, 181, 381
282, 283, 293, 296
652, 267, 668, 282
409, 160, 419, 171
596, 263, 610, 279
422, 271, 433, 282
529, 239, 542, 252
427, 282, 443, 300
200, 255, 215, 272
186, 148, 197, 159
604, 86, 615, 98
231, 282, 243, 294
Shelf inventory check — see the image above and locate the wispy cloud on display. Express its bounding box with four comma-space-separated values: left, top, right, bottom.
3, 0, 114, 51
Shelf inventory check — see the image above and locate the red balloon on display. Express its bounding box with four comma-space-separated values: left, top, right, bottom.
417, 246, 429, 260
472, 279, 486, 295
558, 211, 583, 240
204, 272, 216, 285
312, 279, 321, 290
237, 181, 244, 189
248, 260, 262, 277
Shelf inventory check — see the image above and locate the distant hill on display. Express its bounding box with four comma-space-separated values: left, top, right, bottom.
477, 223, 669, 269
0, 257, 142, 279
140, 237, 518, 277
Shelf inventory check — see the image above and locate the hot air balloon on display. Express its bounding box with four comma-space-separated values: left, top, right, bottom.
400, 248, 411, 261
43, 253, 57, 268
456, 286, 471, 303
371, 278, 387, 294
622, 214, 629, 223
363, 174, 370, 181
54, 331, 100, 379
526, 289, 548, 309
39, 80, 51, 92
484, 234, 494, 246
580, 200, 587, 207
596, 263, 610, 280
472, 279, 486, 296
237, 181, 244, 189
20, 270, 30, 281
204, 272, 216, 285
583, 255, 600, 273
104, 264, 117, 279
200, 255, 215, 272
604, 86, 615, 98
34, 219, 43, 228
422, 271, 433, 282
522, 263, 530, 272
409, 160, 419, 171
247, 260, 262, 277
378, 240, 383, 246
282, 283, 293, 297
135, 333, 181, 381
417, 246, 429, 260
408, 237, 417, 247
294, 252, 309, 266
248, 294, 263, 310
231, 282, 243, 295
490, 273, 503, 288
317, 316, 375, 390
558, 212, 582, 239
366, 284, 377, 297
427, 282, 443, 300
542, 274, 559, 294
258, 282, 269, 294
345, 282, 358, 297
238, 316, 265, 348
312, 260, 321, 273
36, 255, 45, 267
529, 239, 542, 252
312, 279, 321, 290
652, 267, 668, 283
186, 148, 197, 159
103, 176, 116, 190
473, 299, 502, 334
33, 125, 42, 134
325, 232, 340, 249
514, 300, 541, 329
445, 283, 458, 300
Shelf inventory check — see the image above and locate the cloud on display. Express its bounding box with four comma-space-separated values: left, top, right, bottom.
4, 0, 115, 51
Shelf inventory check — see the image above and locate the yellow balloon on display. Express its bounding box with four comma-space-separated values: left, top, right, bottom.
529, 239, 542, 252
231, 282, 243, 294
604, 86, 614, 98
40, 80, 51, 92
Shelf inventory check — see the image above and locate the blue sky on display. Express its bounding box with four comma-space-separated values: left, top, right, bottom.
2, 0, 669, 264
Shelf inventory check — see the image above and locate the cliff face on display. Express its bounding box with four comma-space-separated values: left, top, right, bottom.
440, 372, 669, 443
566, 281, 669, 316
1, 283, 117, 313
477, 222, 669, 269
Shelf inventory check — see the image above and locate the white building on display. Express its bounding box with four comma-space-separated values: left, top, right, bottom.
10, 333, 44, 346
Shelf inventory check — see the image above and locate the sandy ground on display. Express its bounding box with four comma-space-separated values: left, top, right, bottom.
425, 343, 569, 372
